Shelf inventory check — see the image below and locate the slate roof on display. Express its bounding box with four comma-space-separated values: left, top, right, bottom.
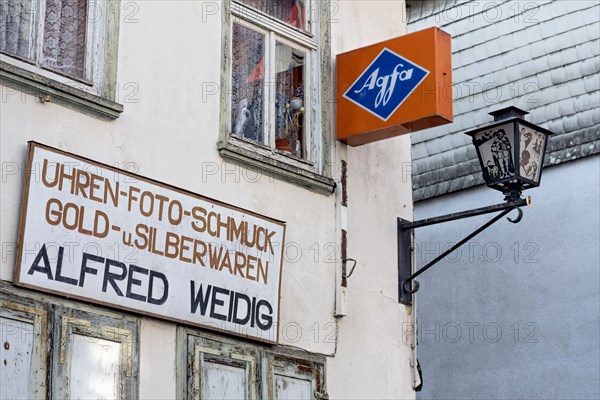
407, 0, 600, 201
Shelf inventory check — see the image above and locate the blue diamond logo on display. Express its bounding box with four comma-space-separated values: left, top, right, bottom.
343, 48, 429, 121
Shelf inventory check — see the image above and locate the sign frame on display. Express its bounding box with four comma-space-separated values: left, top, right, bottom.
14, 141, 286, 344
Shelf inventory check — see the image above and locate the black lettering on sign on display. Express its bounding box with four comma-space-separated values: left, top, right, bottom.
79, 253, 103, 287
189, 281, 274, 330
148, 270, 169, 305
55, 246, 77, 286
256, 299, 273, 330
103, 259, 127, 296
190, 281, 212, 315
232, 292, 251, 325
126, 265, 148, 302
25, 244, 170, 307
210, 286, 229, 321
28, 244, 54, 280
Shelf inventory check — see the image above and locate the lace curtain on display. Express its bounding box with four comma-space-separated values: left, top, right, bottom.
43, 0, 88, 79
231, 22, 265, 143
0, 0, 35, 60
0, 0, 88, 79
230, 15, 307, 155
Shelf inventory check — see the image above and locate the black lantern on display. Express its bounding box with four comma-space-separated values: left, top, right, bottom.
398, 106, 555, 306
465, 106, 554, 201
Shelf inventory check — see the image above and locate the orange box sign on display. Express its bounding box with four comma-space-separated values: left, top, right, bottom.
336, 27, 453, 146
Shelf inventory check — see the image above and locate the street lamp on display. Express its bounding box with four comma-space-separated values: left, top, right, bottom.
398, 107, 554, 305
465, 106, 554, 202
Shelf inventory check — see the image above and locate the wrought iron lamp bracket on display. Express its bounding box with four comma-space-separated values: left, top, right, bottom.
398, 197, 531, 305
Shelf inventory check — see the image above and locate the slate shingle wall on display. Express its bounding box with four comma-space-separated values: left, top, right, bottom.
407, 0, 600, 201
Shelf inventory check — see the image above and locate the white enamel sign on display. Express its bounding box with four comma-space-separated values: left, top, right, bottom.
15, 143, 286, 343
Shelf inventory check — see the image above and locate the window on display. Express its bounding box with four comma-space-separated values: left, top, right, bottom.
231, 1, 311, 158
219, 0, 335, 194
179, 328, 326, 400
0, 0, 122, 118
1, 283, 139, 399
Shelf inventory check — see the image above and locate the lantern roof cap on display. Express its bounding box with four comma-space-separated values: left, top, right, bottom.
463, 115, 555, 138
489, 106, 529, 121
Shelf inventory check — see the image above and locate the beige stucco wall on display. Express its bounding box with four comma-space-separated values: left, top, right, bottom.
328, 1, 415, 398
0, 0, 414, 397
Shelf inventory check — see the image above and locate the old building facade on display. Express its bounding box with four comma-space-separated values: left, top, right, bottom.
1, 1, 419, 398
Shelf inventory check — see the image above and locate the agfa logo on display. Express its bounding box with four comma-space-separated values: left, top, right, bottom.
343, 48, 429, 121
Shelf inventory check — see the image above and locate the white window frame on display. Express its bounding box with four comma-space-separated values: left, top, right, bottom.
0, 0, 122, 119
219, 0, 335, 195
1, 0, 108, 95
230, 1, 317, 162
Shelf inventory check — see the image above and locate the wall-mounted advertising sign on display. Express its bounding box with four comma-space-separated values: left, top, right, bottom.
337, 27, 453, 146
15, 142, 285, 344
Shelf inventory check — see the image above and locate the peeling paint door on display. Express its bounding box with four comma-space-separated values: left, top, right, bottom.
269, 360, 320, 400
274, 373, 312, 400
201, 360, 246, 400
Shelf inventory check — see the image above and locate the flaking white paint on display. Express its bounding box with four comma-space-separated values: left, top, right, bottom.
69, 335, 120, 400
0, 317, 34, 399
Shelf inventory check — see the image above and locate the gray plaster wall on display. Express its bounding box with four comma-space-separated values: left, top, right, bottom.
414, 156, 600, 399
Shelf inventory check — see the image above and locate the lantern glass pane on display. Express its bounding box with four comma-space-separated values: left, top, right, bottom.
518, 124, 546, 184
472, 122, 516, 184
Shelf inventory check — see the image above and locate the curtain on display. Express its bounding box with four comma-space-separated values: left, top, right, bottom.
0, 0, 35, 60
231, 22, 265, 143
42, 0, 88, 79
274, 41, 304, 145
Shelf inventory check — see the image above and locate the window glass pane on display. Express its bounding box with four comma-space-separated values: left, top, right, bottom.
42, 0, 87, 79
239, 0, 307, 31
0, 317, 34, 399
202, 360, 246, 400
0, 0, 36, 60
275, 41, 305, 157
69, 334, 120, 399
232, 22, 265, 143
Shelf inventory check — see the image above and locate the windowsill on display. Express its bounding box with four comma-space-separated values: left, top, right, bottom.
218, 136, 336, 196
0, 60, 123, 120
